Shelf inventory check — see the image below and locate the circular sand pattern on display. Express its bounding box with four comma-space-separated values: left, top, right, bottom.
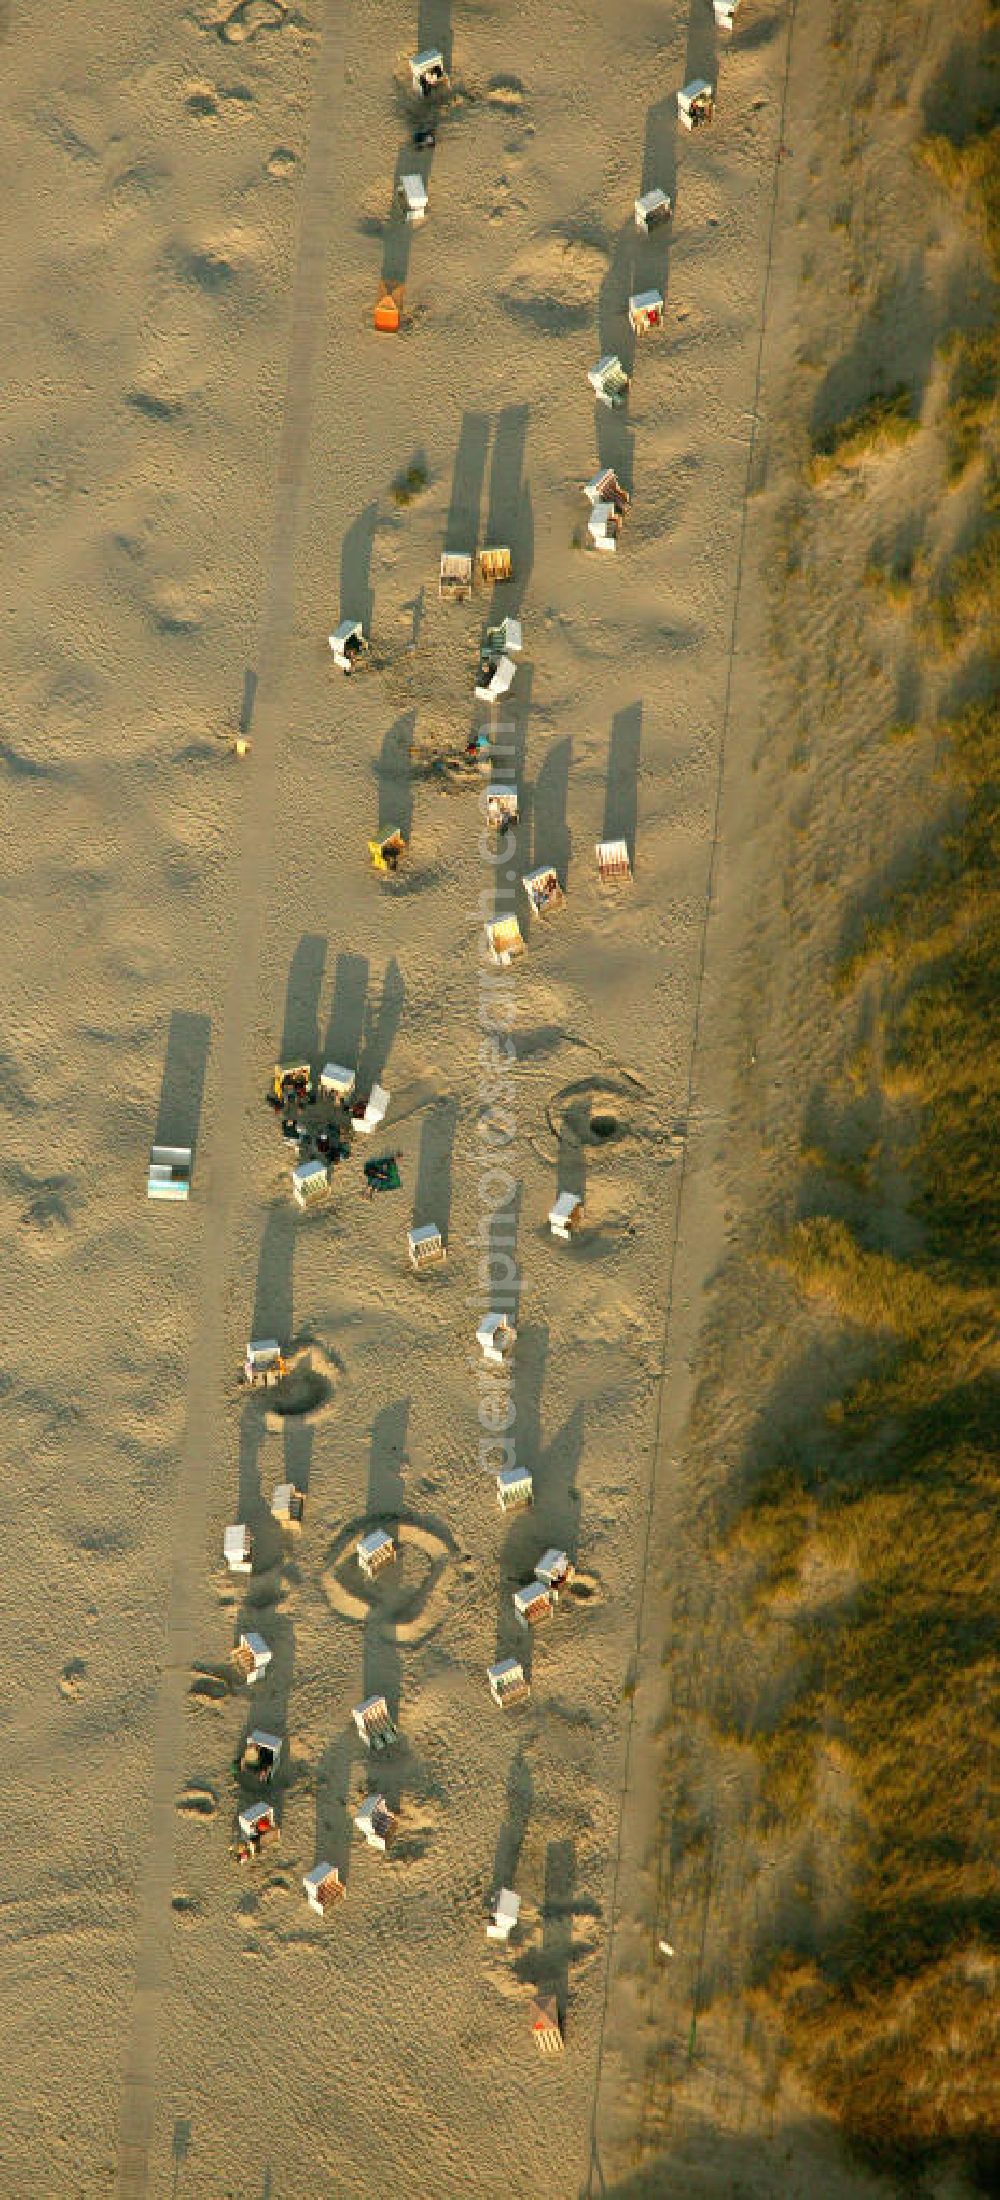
544, 1074, 655, 1158
322, 1517, 455, 1648
215, 0, 287, 45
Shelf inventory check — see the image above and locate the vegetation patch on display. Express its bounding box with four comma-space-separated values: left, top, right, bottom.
809, 387, 920, 483
390, 460, 429, 506
940, 328, 999, 478
741, 679, 1000, 2164
924, 523, 1000, 647
736, 18, 1000, 2169
918, 122, 1000, 269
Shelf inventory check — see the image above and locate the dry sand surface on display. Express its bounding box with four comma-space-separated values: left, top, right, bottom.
1, 0, 969, 2195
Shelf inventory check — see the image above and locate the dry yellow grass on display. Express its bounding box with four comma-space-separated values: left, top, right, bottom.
731, 5, 1000, 2166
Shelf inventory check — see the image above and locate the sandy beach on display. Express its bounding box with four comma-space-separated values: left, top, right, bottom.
3, 0, 989, 2194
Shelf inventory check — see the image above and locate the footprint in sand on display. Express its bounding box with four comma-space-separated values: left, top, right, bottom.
149, 583, 207, 637
58, 1658, 86, 1701
20, 1174, 74, 1250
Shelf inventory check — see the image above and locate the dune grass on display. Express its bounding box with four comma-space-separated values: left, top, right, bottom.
919, 122, 1000, 268
736, 20, 1000, 2167
809, 387, 919, 483
741, 679, 1000, 2163
922, 110, 999, 483
940, 327, 999, 477
925, 523, 1000, 645
390, 460, 429, 506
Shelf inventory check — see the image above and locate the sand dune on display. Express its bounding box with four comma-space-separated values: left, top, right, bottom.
1, 0, 950, 2194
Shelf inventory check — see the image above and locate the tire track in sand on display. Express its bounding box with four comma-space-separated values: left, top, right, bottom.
116, 8, 345, 2191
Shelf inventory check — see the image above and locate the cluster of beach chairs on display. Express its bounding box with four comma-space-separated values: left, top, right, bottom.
150, 3, 746, 2060
224, 1308, 580, 2051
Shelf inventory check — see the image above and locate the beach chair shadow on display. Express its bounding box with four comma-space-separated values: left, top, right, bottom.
340, 502, 378, 634
376, 714, 416, 841
487, 405, 533, 613
532, 735, 572, 887
446, 410, 490, 553
418, 0, 452, 67
154, 1010, 211, 1155
603, 703, 642, 866
413, 1096, 458, 1239
280, 934, 326, 1065
325, 953, 369, 1072
359, 957, 404, 1088
684, 0, 719, 95
491, 1743, 534, 1890
492, 1318, 548, 1670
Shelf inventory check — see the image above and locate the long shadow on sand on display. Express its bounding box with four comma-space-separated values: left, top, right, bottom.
413, 1095, 458, 1240
532, 734, 572, 888
339, 501, 378, 634
604, 702, 642, 868
280, 933, 326, 1064
491, 1741, 535, 1895
445, 410, 490, 553
359, 956, 405, 1090
325, 951, 369, 1072
376, 713, 416, 841
486, 404, 533, 614
154, 1009, 211, 1156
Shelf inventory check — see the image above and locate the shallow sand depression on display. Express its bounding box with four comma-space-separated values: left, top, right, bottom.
258, 1339, 341, 1428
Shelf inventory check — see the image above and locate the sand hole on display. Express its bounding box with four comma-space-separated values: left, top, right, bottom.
188, 1669, 230, 1704
152, 587, 205, 635
266, 1366, 327, 1418
545, 1074, 655, 1161
487, 76, 524, 108
262, 1342, 339, 1431
176, 1786, 217, 1819
183, 245, 237, 291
